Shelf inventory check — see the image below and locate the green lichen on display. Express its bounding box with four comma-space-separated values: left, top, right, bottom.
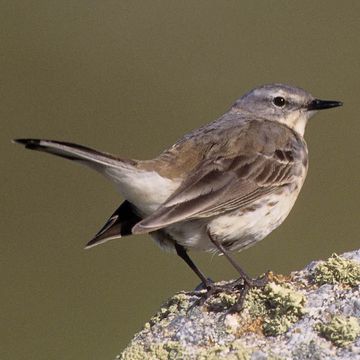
150, 341, 185, 360
118, 343, 146, 360
230, 340, 251, 360
196, 344, 225, 360
196, 341, 250, 360
245, 282, 306, 336
145, 292, 190, 329
120, 341, 251, 360
315, 315, 360, 347
206, 291, 238, 311
312, 253, 360, 287
267, 356, 285, 360
119, 341, 185, 360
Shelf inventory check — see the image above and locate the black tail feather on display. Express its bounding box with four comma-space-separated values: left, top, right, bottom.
85, 201, 142, 248
13, 138, 136, 167
13, 138, 42, 150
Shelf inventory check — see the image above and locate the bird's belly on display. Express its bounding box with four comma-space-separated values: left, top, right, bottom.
209, 194, 297, 251
167, 187, 301, 252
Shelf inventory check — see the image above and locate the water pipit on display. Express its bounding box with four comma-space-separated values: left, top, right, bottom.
14, 84, 342, 310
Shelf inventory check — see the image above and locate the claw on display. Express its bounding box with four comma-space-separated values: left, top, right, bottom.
193, 278, 214, 291
245, 270, 270, 288
228, 271, 270, 313
190, 272, 270, 313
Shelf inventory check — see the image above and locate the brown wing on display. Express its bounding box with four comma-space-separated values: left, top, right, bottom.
132, 146, 303, 234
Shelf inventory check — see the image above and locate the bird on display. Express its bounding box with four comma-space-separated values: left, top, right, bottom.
14, 83, 342, 308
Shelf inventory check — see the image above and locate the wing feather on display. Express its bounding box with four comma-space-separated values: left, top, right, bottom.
133, 148, 303, 234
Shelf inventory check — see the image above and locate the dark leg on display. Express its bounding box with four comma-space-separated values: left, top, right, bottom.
207, 231, 269, 312
175, 243, 211, 288
175, 243, 229, 309
207, 231, 268, 287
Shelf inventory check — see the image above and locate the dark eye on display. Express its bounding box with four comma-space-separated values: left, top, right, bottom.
273, 96, 286, 107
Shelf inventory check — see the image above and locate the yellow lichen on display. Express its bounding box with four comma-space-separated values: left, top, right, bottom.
118, 343, 146, 360
245, 282, 306, 336
207, 291, 238, 311
315, 315, 360, 347
312, 253, 360, 287
196, 342, 250, 360
147, 292, 190, 328
119, 341, 185, 360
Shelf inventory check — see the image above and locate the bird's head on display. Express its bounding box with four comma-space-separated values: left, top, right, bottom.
232, 83, 342, 136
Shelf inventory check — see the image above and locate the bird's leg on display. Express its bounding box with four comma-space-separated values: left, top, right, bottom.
175, 243, 224, 309
207, 231, 269, 287
174, 243, 211, 289
207, 231, 269, 312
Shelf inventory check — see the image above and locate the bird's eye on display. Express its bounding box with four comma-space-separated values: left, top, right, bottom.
273, 96, 286, 107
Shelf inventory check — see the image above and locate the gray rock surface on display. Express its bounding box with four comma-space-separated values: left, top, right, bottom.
118, 250, 360, 359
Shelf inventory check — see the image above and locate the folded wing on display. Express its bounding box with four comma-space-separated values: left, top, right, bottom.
133, 147, 301, 234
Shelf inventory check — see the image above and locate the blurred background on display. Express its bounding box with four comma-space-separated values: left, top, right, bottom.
1, 1, 359, 359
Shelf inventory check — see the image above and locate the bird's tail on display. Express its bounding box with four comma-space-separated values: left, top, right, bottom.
13, 139, 136, 170
14, 139, 144, 247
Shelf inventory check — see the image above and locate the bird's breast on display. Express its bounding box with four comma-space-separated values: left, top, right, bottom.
208, 180, 305, 251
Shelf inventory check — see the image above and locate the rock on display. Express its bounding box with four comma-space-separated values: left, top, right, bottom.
117, 250, 360, 360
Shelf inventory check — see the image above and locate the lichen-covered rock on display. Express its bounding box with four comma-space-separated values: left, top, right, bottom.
245, 282, 306, 336
311, 253, 360, 287
117, 249, 360, 360
315, 315, 360, 347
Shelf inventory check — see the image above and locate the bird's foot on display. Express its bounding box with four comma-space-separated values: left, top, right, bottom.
193, 278, 214, 291
188, 281, 237, 311
190, 271, 270, 313
227, 271, 270, 313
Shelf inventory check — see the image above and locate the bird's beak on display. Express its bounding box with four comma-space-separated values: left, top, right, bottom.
307, 99, 343, 111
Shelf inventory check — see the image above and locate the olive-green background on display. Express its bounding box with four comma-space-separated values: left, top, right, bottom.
2, 1, 359, 359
